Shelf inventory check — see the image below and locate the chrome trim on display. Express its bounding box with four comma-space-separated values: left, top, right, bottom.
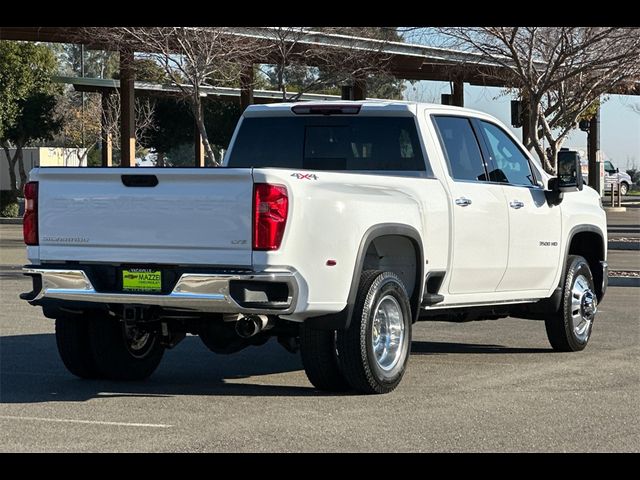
424, 298, 539, 309
455, 197, 472, 207
23, 267, 299, 314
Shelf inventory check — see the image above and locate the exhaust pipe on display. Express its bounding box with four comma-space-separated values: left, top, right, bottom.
235, 315, 273, 338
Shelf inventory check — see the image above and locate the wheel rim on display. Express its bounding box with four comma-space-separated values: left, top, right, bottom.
371, 295, 405, 372
621, 184, 628, 195
570, 274, 597, 342
123, 324, 155, 358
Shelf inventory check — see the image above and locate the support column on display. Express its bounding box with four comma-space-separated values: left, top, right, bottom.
101, 93, 113, 167
452, 78, 464, 107
588, 105, 601, 194
195, 118, 205, 167
521, 102, 531, 149
240, 65, 254, 111
353, 76, 367, 101
119, 50, 135, 167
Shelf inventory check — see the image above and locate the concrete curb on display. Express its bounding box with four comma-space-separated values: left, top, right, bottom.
608, 241, 640, 251
608, 276, 640, 287
0, 218, 22, 225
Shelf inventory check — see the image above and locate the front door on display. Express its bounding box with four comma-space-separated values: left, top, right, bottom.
475, 120, 561, 292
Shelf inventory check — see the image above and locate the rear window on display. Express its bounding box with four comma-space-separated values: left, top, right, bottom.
227, 116, 428, 172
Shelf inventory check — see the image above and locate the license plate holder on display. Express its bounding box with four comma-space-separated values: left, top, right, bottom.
122, 268, 162, 293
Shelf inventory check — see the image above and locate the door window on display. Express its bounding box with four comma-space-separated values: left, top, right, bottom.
432, 116, 487, 182
479, 121, 536, 186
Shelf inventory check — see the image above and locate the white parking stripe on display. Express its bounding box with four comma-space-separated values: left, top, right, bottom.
0, 415, 172, 428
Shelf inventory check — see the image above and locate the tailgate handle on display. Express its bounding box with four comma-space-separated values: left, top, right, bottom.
121, 175, 158, 187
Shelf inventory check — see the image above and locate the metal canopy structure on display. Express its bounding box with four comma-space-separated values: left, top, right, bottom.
1, 26, 637, 173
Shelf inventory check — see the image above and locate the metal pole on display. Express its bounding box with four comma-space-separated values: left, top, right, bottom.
588, 103, 600, 193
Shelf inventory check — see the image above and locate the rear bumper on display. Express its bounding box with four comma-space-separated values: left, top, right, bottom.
22, 267, 299, 315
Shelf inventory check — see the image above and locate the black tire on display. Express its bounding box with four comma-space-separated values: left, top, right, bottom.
55, 316, 102, 379
545, 255, 597, 352
299, 323, 349, 392
619, 182, 629, 196
337, 270, 412, 394
88, 315, 164, 380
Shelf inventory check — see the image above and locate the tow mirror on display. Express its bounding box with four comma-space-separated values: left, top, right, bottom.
556, 152, 583, 192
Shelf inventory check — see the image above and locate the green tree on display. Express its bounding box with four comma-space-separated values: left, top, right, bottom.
626, 168, 640, 185
148, 98, 241, 166
0, 41, 62, 196
58, 44, 119, 79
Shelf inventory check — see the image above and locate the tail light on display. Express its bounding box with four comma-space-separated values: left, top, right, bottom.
23, 181, 38, 246
253, 183, 288, 250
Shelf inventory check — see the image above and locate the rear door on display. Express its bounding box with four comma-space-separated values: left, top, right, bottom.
474, 120, 561, 292
432, 115, 509, 294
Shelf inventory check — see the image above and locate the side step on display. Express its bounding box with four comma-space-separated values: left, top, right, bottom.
421, 271, 446, 306
422, 293, 444, 306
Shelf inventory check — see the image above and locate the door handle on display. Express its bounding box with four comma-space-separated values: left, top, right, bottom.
509, 200, 525, 209
455, 197, 472, 207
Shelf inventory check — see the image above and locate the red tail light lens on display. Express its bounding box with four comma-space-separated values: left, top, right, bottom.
23, 181, 38, 246
253, 183, 288, 250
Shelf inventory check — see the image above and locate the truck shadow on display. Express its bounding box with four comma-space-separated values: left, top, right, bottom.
0, 333, 322, 403
411, 341, 551, 355
1, 334, 552, 404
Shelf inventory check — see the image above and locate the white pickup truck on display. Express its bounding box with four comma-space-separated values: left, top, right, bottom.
21, 101, 608, 394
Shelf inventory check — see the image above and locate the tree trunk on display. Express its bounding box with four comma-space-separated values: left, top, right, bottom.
2, 143, 19, 196
16, 146, 27, 189
191, 95, 218, 166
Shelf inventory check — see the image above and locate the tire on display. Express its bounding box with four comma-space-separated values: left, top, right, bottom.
545, 255, 597, 352
337, 270, 412, 394
55, 316, 102, 379
299, 323, 349, 392
88, 315, 164, 380
619, 182, 629, 196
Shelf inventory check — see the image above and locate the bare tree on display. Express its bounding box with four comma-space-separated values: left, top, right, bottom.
255, 27, 398, 101
57, 89, 155, 165
432, 27, 640, 173
83, 27, 257, 165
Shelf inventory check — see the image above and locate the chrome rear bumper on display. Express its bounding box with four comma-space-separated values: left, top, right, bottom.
23, 267, 299, 314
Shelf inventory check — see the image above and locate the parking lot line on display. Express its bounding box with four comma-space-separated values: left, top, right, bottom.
0, 415, 173, 429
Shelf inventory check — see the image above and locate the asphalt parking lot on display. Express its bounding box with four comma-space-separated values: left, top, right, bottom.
1, 221, 638, 452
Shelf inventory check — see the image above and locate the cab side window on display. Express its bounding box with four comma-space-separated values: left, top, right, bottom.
433, 116, 486, 182
478, 121, 536, 186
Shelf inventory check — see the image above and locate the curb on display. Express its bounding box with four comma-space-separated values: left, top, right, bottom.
0, 218, 22, 225
608, 276, 640, 287
608, 241, 640, 251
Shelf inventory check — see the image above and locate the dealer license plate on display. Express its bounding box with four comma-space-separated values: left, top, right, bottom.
122, 269, 161, 293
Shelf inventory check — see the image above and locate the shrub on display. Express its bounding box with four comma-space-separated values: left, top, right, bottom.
0, 191, 20, 218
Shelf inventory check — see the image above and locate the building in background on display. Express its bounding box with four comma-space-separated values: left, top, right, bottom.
1, 147, 86, 191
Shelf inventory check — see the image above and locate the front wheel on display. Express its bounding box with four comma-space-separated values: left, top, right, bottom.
337, 270, 412, 394
545, 255, 597, 352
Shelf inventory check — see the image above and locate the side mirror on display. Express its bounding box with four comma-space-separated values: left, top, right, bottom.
556, 152, 583, 192
615, 168, 619, 174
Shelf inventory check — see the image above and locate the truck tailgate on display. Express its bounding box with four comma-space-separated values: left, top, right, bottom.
35, 168, 253, 266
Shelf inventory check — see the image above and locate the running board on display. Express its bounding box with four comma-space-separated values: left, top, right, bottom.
422, 293, 444, 306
